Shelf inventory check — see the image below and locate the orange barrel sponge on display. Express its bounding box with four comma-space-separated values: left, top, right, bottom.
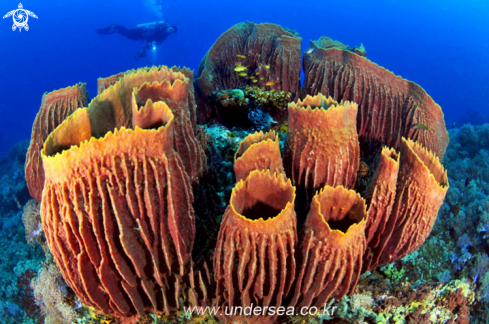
290, 186, 367, 308
92, 66, 206, 182
25, 83, 89, 201
303, 41, 449, 159
97, 71, 128, 95
234, 130, 284, 182
195, 21, 302, 123
214, 170, 297, 323
40, 98, 194, 319
284, 94, 360, 215
368, 138, 449, 269
362, 147, 400, 272
132, 79, 206, 182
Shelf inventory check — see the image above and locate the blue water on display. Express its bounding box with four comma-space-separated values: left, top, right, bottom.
0, 0, 488, 156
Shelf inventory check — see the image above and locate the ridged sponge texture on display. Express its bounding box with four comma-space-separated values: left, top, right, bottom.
284, 94, 360, 217
25, 83, 89, 201
234, 130, 284, 182
364, 138, 449, 270
214, 170, 297, 323
195, 21, 302, 123
303, 44, 449, 159
289, 186, 367, 308
40, 70, 196, 319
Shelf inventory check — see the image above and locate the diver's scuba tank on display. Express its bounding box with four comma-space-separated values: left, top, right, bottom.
136, 20, 167, 28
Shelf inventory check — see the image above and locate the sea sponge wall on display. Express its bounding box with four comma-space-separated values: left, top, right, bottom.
284, 95, 360, 218
132, 79, 206, 182
363, 147, 400, 271
23, 21, 455, 323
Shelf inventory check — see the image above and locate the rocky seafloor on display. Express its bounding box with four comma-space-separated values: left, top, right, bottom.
0, 123, 488, 324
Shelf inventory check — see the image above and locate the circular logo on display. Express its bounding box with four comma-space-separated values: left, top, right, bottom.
13, 9, 28, 28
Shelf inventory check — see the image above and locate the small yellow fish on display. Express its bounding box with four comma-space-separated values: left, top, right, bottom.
236, 54, 247, 59
100, 319, 113, 324
257, 54, 261, 57
259, 77, 265, 80
252, 79, 258, 83
255, 72, 259, 76
265, 81, 275, 86
414, 124, 431, 131
234, 65, 248, 72
265, 65, 270, 69
238, 72, 247, 77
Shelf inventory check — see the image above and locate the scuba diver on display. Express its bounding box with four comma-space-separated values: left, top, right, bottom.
96, 20, 177, 60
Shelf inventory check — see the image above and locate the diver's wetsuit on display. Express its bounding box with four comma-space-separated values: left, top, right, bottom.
96, 21, 177, 59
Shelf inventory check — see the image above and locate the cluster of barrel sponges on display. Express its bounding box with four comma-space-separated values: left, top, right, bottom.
24, 66, 448, 324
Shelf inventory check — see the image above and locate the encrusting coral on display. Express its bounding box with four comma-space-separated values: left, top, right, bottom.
25, 21, 453, 324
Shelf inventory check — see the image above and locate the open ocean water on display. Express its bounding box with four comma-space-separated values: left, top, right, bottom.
0, 0, 488, 323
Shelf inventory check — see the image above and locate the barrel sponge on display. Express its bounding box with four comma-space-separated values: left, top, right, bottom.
303, 43, 449, 159
41, 93, 194, 319
364, 138, 449, 270
25, 83, 89, 201
214, 170, 297, 324
234, 130, 284, 182
284, 94, 360, 211
290, 186, 367, 308
195, 21, 302, 123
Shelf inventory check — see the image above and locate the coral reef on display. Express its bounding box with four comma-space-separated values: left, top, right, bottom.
31, 264, 78, 324
0, 142, 44, 324
13, 21, 476, 324
0, 141, 31, 214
